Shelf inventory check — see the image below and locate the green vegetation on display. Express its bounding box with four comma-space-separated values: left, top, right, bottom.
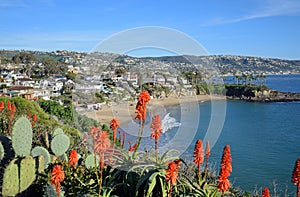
0, 97, 81, 149
0, 93, 295, 196
225, 84, 269, 98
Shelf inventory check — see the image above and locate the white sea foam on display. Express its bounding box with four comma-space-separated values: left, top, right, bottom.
161, 113, 181, 133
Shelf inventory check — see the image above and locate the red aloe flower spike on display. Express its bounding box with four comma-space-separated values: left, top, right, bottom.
94, 131, 111, 155
121, 133, 126, 148
7, 100, 11, 111
9, 111, 14, 119
150, 115, 162, 140
89, 126, 100, 139
51, 165, 65, 197
135, 104, 144, 121
194, 140, 204, 166
69, 150, 78, 168
138, 91, 151, 105
261, 187, 270, 197
110, 118, 120, 144
292, 158, 300, 197
218, 145, 232, 194
94, 130, 111, 169
205, 141, 210, 159
33, 114, 37, 122
205, 141, 210, 172
135, 91, 151, 122
166, 160, 180, 197
150, 115, 162, 160
193, 140, 204, 185
0, 101, 4, 110
11, 104, 16, 112
128, 143, 137, 152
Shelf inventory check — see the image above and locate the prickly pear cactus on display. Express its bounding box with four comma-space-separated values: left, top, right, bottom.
20, 156, 36, 193
2, 159, 19, 196
2, 157, 36, 196
51, 134, 70, 157
12, 117, 33, 157
85, 154, 100, 169
31, 146, 51, 169
0, 141, 4, 161
53, 128, 64, 136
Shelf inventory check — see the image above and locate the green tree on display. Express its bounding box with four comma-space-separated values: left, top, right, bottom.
12, 52, 38, 77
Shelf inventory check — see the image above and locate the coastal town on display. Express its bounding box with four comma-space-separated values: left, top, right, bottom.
0, 49, 300, 113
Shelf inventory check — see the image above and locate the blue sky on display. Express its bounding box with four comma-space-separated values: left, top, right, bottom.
0, 0, 300, 59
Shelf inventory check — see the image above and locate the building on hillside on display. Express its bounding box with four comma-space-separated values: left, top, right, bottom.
6, 86, 34, 100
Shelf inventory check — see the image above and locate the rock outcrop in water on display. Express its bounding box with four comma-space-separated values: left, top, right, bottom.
225, 85, 300, 102
250, 90, 300, 102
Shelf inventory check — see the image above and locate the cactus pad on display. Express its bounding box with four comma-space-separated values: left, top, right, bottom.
85, 154, 100, 169
51, 134, 70, 157
31, 146, 51, 169
2, 159, 19, 196
53, 128, 64, 136
20, 156, 36, 193
12, 117, 33, 157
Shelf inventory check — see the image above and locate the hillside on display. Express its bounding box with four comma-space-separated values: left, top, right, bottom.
1, 50, 300, 75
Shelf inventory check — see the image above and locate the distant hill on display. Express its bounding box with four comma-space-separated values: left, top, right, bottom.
1, 49, 299, 74
139, 55, 300, 74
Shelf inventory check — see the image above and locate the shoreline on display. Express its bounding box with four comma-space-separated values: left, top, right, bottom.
82, 95, 225, 126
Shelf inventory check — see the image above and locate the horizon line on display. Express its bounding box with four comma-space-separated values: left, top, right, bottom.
0, 48, 299, 61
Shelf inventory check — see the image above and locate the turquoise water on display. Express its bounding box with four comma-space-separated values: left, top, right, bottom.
167, 74, 300, 195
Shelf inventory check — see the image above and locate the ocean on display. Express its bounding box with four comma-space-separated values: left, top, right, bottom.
164, 74, 300, 195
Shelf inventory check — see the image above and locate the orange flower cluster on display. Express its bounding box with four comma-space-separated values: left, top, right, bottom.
27, 108, 37, 126
205, 141, 210, 169
0, 101, 16, 118
7, 100, 11, 111
110, 118, 120, 143
3, 100, 16, 119
150, 115, 162, 140
128, 143, 137, 152
205, 141, 210, 159
218, 145, 232, 193
33, 114, 37, 122
135, 91, 150, 122
292, 158, 300, 186
94, 131, 111, 155
69, 150, 78, 168
292, 158, 300, 197
166, 160, 180, 185
93, 130, 111, 168
89, 126, 100, 138
0, 101, 4, 110
193, 140, 204, 167
261, 187, 270, 197
51, 165, 65, 197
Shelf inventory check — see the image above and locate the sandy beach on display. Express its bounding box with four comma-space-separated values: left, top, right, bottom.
82, 95, 225, 126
